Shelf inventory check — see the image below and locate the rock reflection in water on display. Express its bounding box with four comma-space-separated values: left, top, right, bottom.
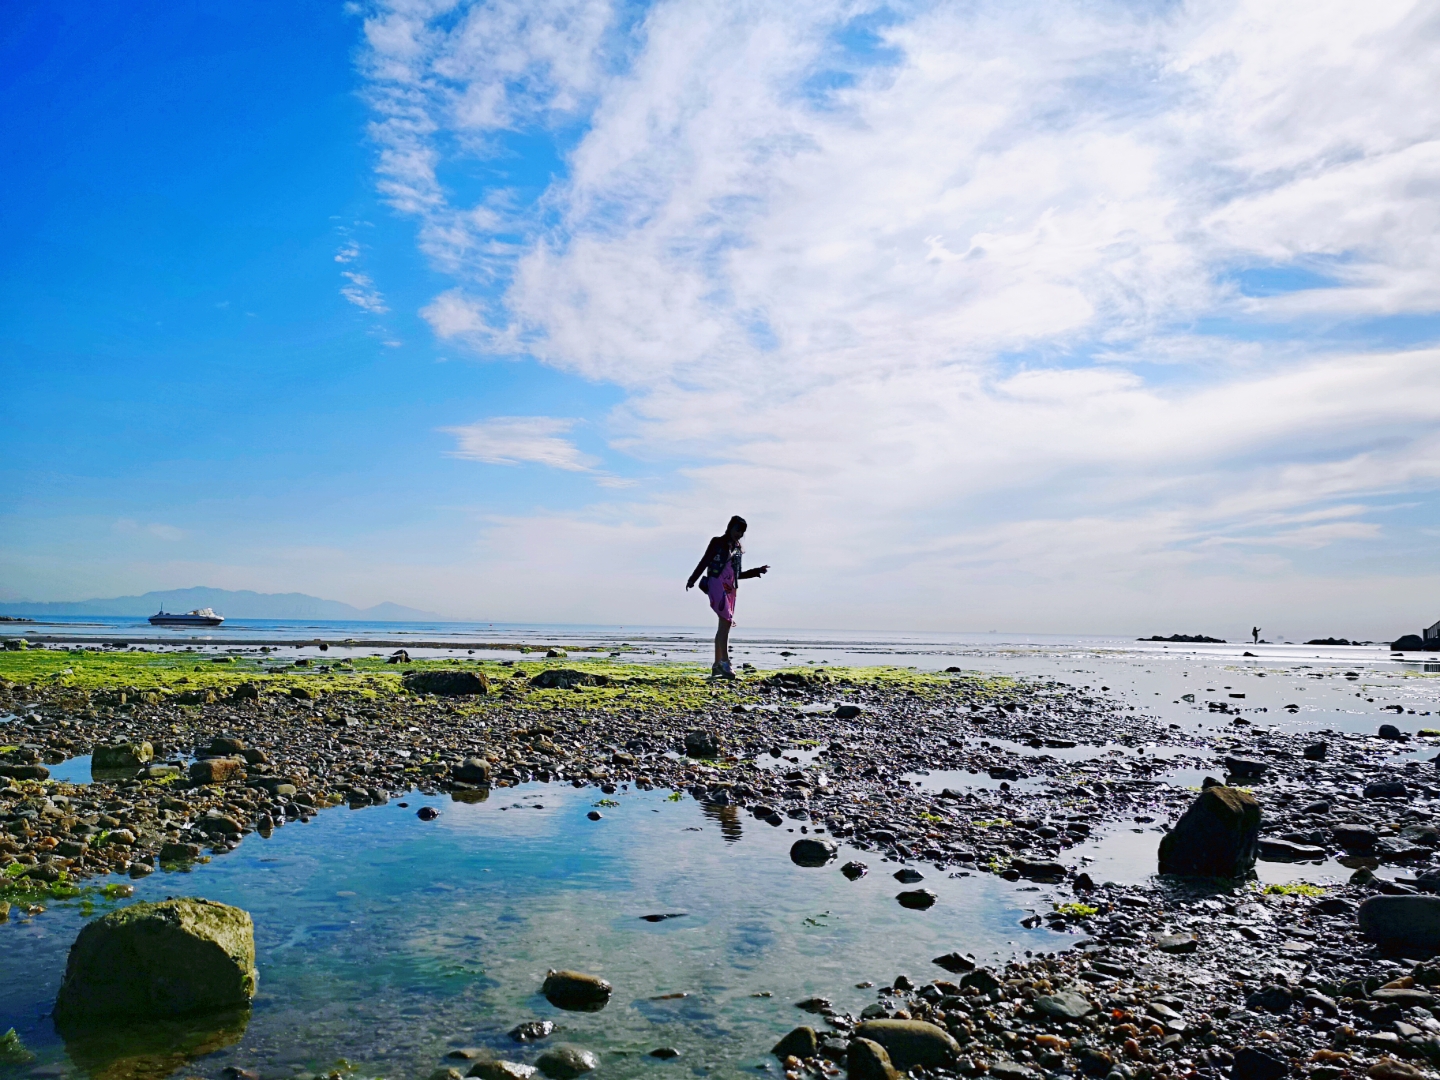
450, 787, 491, 804
91, 766, 144, 785
57, 1008, 249, 1080
700, 801, 744, 841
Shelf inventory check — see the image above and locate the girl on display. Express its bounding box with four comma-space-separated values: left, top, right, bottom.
686, 515, 769, 678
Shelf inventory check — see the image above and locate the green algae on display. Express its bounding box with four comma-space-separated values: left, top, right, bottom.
0, 651, 1018, 722
0, 1027, 35, 1066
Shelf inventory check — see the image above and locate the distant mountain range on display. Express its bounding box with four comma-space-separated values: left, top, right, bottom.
0, 587, 444, 622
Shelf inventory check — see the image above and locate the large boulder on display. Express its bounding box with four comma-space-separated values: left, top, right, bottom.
1158, 786, 1260, 878
404, 671, 490, 696
852, 1021, 959, 1071
1392, 635, 1424, 652
54, 898, 256, 1022
1358, 895, 1440, 951
92, 742, 154, 769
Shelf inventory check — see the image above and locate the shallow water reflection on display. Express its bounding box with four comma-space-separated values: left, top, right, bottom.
58, 1010, 249, 1080
5, 784, 1069, 1080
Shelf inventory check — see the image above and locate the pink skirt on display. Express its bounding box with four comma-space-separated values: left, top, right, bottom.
706, 563, 737, 623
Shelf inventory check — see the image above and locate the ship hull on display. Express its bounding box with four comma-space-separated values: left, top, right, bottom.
148, 615, 224, 627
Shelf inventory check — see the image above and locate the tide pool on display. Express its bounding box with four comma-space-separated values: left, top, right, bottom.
3, 783, 1070, 1080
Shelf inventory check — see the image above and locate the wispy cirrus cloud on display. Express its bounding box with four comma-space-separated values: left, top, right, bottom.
340, 270, 389, 314
441, 416, 596, 471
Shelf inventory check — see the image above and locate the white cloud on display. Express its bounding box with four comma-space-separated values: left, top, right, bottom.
357, 0, 1440, 630
421, 289, 496, 339
340, 271, 389, 313
441, 416, 597, 471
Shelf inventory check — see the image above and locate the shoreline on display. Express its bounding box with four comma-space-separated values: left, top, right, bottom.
4, 653, 1440, 1080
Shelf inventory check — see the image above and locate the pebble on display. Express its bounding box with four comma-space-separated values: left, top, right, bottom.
534, 1045, 598, 1080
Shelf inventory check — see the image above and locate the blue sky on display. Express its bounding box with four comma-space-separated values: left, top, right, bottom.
2, 0, 1439, 639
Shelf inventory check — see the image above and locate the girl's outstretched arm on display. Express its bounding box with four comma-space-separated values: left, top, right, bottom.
686, 537, 721, 589
738, 564, 769, 580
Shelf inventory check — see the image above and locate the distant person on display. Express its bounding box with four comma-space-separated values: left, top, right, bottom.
686, 515, 769, 678
1252, 626, 1260, 645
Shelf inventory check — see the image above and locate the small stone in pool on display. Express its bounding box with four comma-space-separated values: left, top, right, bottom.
648, 1048, 680, 1059
535, 1045, 598, 1080
469, 1063, 537, 1080
587, 810, 602, 821
397, 802, 409, 807
509, 1020, 555, 1042
417, 807, 440, 821
842, 861, 869, 880
897, 889, 938, 910
640, 912, 687, 922
894, 868, 924, 883
542, 970, 613, 1012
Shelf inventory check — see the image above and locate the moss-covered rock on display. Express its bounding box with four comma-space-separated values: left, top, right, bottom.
529, 669, 607, 690
92, 742, 154, 769
54, 897, 257, 1022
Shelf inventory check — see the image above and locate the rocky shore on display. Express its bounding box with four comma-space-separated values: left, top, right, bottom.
4, 647, 1440, 1080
